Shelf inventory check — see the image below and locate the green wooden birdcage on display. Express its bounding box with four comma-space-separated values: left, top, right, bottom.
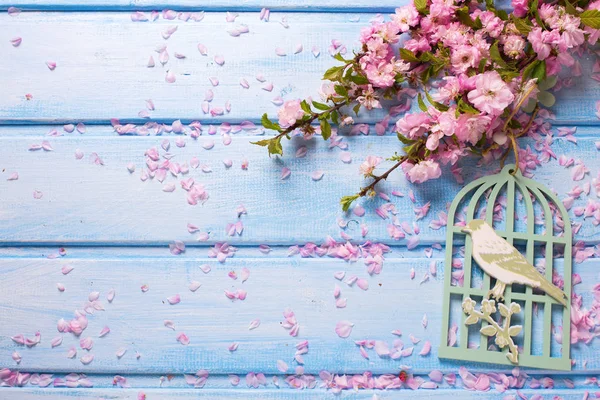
439, 164, 572, 370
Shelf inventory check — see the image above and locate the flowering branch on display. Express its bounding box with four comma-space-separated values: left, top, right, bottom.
255, 0, 600, 210
462, 297, 522, 364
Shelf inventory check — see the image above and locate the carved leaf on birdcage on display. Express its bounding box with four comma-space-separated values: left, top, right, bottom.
462, 297, 522, 364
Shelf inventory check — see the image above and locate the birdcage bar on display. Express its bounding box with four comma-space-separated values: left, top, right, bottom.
449, 226, 569, 244
516, 179, 536, 357
528, 185, 555, 358
461, 180, 498, 350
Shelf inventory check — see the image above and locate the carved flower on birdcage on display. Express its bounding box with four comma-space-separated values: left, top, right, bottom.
462, 297, 523, 364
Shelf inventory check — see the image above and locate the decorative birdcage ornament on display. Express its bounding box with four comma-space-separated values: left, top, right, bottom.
438, 165, 572, 370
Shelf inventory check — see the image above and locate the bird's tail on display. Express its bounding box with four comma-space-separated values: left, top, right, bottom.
539, 280, 568, 307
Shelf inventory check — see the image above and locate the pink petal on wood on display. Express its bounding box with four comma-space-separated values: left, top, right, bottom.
8, 7, 22, 16
294, 43, 303, 54
51, 336, 63, 347
209, 77, 219, 86
161, 25, 178, 39
176, 333, 190, 345
262, 82, 274, 92
356, 278, 369, 290
99, 326, 110, 337
311, 170, 324, 181
80, 354, 94, 365
277, 360, 288, 373
335, 320, 354, 338
147, 56, 155, 67
46, 61, 56, 70
167, 294, 181, 305
197, 43, 208, 55
275, 47, 286, 56
248, 319, 260, 330
419, 341, 431, 356
241, 267, 250, 282
165, 70, 176, 83
10, 37, 22, 47
214, 55, 225, 65
240, 78, 249, 88
281, 167, 291, 180
189, 281, 201, 292
76, 123, 86, 133
7, 172, 18, 181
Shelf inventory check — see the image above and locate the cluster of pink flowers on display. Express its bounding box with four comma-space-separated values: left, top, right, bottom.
272, 0, 599, 186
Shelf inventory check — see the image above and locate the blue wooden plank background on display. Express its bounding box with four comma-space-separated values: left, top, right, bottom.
1, 2, 600, 399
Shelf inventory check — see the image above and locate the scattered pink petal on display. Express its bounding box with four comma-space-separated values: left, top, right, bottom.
165, 70, 176, 83
12, 351, 21, 364
51, 336, 63, 348
189, 281, 201, 292
10, 37, 21, 47
167, 294, 181, 305
356, 278, 369, 290
8, 7, 22, 16
161, 25, 178, 39
61, 265, 74, 275
240, 78, 249, 88
116, 347, 127, 358
275, 47, 287, 56
46, 61, 56, 71
214, 55, 225, 65
164, 320, 175, 330
311, 170, 324, 181
335, 320, 354, 338
76, 123, 86, 134
7, 172, 18, 181
241, 267, 250, 282
200, 264, 211, 273
248, 319, 261, 330
281, 167, 291, 180
99, 326, 110, 338
277, 360, 288, 373
176, 333, 190, 345
228, 342, 239, 352
294, 43, 303, 54
419, 341, 431, 356
197, 43, 207, 55
422, 314, 428, 328
75, 149, 84, 159
80, 354, 94, 365
209, 77, 219, 86
147, 56, 155, 67
57, 283, 65, 292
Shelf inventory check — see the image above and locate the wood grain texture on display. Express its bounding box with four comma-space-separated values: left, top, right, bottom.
1, 12, 599, 125
2, 4, 600, 399
0, 255, 598, 375
0, 128, 598, 246
3, 388, 599, 399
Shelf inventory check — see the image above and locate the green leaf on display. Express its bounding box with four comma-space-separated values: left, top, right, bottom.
251, 139, 271, 147
508, 325, 523, 337
323, 65, 344, 81
538, 75, 557, 91
350, 74, 369, 85
565, 0, 579, 15
417, 93, 428, 112
320, 119, 332, 140
531, 60, 546, 82
530, 0, 545, 28
414, 0, 428, 14
300, 100, 312, 114
522, 59, 545, 81
538, 91, 555, 107
457, 97, 479, 114
334, 85, 348, 98
352, 103, 361, 116
513, 18, 533, 35
399, 48, 420, 62
581, 9, 600, 28
480, 325, 498, 336
332, 52, 347, 62
465, 314, 479, 325
522, 98, 537, 113
485, 0, 496, 11
478, 58, 488, 73
496, 9, 508, 20
261, 113, 282, 131
457, 7, 483, 28
267, 136, 283, 156
312, 101, 330, 111
340, 194, 360, 212
397, 132, 416, 145
425, 90, 449, 112
490, 41, 508, 68
331, 110, 339, 125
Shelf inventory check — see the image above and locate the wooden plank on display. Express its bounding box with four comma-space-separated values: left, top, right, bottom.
0, 256, 598, 375
1, 1, 404, 12
2, 388, 598, 400
1, 12, 598, 125
0, 129, 598, 245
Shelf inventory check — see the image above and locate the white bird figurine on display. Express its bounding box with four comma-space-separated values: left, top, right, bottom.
461, 219, 567, 307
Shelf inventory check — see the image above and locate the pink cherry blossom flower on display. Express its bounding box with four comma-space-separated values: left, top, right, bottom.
467, 71, 515, 116
277, 100, 305, 128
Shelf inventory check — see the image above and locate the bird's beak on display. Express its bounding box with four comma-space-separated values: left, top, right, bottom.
461, 227, 471, 234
